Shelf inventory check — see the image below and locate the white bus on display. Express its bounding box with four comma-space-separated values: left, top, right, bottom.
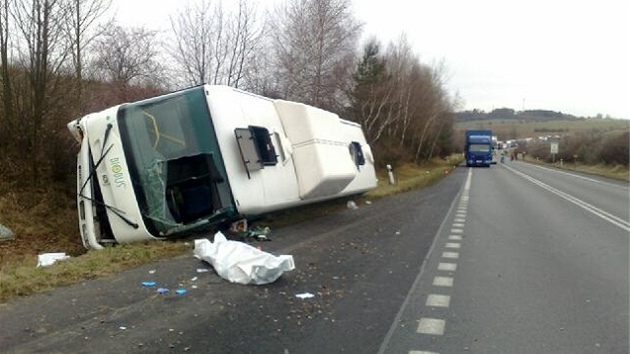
68, 85, 377, 249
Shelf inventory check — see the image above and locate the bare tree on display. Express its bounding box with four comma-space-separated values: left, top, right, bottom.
349, 34, 455, 165
168, 0, 262, 89
92, 25, 164, 90
66, 0, 111, 81
269, 0, 362, 110
11, 0, 73, 180
0, 0, 14, 140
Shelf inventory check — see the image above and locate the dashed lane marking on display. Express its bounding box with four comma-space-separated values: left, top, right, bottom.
433, 276, 454, 287
417, 318, 446, 335
437, 262, 457, 271
426, 294, 451, 308
442, 251, 459, 259
448, 235, 463, 241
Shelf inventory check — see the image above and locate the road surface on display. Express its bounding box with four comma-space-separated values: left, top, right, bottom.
1, 161, 628, 354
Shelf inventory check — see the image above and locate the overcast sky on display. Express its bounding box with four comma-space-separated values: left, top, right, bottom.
111, 0, 629, 119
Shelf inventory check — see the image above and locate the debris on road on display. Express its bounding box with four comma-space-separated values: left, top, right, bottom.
194, 232, 295, 285
36, 253, 70, 267
0, 222, 14, 241
346, 200, 358, 210
157, 288, 169, 295
228, 219, 272, 241
295, 292, 315, 299
141, 281, 156, 287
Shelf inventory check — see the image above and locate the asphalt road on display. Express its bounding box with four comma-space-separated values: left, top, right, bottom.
1, 161, 628, 354
380, 161, 629, 354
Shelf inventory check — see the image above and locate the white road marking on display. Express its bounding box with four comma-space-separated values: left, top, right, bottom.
445, 242, 461, 249
417, 318, 445, 335
450, 228, 463, 234
448, 235, 463, 241
409, 351, 438, 354
426, 294, 451, 308
452, 223, 465, 227
438, 262, 457, 271
442, 252, 459, 259
454, 218, 465, 223
433, 276, 454, 287
505, 164, 630, 232
528, 163, 629, 190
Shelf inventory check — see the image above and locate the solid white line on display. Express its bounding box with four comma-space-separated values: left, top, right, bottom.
527, 163, 629, 190
417, 318, 445, 335
505, 164, 630, 232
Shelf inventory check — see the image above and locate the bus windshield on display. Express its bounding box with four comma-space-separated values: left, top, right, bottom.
117, 87, 233, 236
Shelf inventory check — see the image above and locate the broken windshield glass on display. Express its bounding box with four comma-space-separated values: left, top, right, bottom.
117, 86, 234, 237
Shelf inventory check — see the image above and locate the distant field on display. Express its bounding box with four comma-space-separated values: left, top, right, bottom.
456, 118, 630, 140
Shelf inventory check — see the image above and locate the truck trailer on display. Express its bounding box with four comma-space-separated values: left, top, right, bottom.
465, 130, 493, 167
67, 85, 377, 249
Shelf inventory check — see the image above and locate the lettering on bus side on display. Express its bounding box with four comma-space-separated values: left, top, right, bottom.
109, 157, 127, 188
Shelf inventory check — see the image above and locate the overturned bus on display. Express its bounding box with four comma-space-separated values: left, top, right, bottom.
67, 85, 377, 249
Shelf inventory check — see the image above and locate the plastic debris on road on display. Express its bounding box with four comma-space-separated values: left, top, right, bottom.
295, 292, 315, 299
228, 219, 272, 241
194, 231, 295, 285
37, 253, 70, 267
157, 287, 169, 294
141, 281, 156, 287
0, 222, 14, 241
175, 288, 187, 295
346, 200, 358, 210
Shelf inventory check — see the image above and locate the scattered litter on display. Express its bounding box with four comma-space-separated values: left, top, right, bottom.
157, 288, 169, 295
194, 232, 295, 285
0, 222, 14, 241
191, 285, 198, 289
365, 200, 372, 205
228, 219, 272, 241
196, 268, 210, 273
190, 276, 198, 282
175, 288, 187, 295
295, 292, 315, 299
395, 230, 401, 235
37, 253, 70, 267
119, 326, 127, 330
149, 269, 156, 274
141, 281, 156, 287
346, 200, 358, 210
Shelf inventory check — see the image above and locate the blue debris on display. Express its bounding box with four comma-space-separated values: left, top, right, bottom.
157, 287, 169, 294
175, 288, 187, 295
141, 281, 156, 287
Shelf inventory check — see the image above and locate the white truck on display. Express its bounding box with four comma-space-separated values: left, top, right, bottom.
67, 85, 377, 249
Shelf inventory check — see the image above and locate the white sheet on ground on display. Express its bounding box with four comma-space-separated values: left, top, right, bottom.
194, 232, 295, 285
